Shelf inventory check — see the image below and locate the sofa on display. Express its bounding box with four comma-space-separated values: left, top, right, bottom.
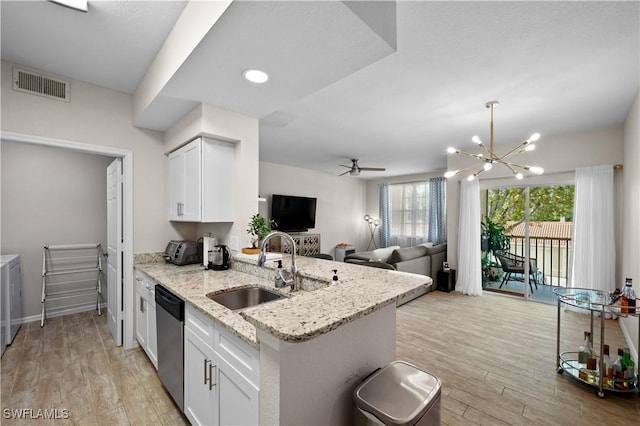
345, 243, 447, 294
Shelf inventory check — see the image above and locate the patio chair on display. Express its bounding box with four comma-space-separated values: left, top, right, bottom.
495, 251, 539, 293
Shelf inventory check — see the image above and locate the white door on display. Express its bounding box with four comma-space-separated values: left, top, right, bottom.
107, 158, 123, 345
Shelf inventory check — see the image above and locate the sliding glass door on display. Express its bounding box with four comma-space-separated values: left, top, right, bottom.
481, 183, 574, 303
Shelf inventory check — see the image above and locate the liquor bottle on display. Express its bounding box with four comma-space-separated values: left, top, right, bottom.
622, 348, 635, 381
602, 345, 614, 388
578, 331, 592, 364
613, 348, 626, 389
621, 284, 629, 314
625, 278, 636, 314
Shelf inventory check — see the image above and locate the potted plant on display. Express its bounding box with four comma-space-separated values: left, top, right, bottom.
243, 214, 276, 254
481, 216, 510, 282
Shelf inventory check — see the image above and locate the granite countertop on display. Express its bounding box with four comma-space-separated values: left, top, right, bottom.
135, 253, 430, 348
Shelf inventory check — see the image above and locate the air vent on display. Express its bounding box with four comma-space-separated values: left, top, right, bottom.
13, 68, 70, 102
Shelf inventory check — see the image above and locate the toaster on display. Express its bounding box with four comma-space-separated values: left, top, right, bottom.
164, 240, 202, 266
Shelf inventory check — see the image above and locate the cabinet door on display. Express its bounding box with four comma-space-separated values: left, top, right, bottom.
201, 138, 234, 222
135, 290, 147, 349
146, 300, 158, 369
168, 149, 184, 221
181, 140, 202, 221
216, 353, 259, 426
184, 327, 217, 426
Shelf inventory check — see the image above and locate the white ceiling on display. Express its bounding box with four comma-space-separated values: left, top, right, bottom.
2, 1, 639, 178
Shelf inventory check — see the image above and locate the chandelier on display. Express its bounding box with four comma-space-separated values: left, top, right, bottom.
445, 100, 544, 181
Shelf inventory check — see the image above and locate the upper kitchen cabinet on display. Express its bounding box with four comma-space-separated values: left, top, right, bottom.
168, 137, 235, 222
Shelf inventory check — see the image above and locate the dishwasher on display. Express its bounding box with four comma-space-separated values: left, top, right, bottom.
155, 285, 185, 411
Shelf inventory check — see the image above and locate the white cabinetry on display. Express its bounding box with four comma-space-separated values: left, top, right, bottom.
168, 137, 234, 222
135, 271, 157, 369
184, 304, 259, 426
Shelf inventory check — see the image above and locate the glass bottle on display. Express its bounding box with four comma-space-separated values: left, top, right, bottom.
621, 284, 629, 314
613, 348, 626, 389
578, 331, 592, 364
625, 278, 636, 314
622, 348, 635, 380
602, 345, 614, 388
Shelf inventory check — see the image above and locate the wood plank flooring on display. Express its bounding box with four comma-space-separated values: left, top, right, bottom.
1, 292, 638, 425
397, 291, 640, 426
0, 311, 188, 425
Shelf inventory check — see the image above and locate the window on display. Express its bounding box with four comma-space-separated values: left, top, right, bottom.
389, 181, 429, 246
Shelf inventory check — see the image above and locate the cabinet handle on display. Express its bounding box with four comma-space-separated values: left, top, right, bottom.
209, 363, 216, 390
139, 296, 144, 313
203, 358, 209, 385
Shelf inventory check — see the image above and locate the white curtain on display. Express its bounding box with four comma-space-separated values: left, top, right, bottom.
456, 179, 483, 296
570, 165, 615, 292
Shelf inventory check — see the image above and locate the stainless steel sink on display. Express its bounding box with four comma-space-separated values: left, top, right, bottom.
207, 287, 286, 311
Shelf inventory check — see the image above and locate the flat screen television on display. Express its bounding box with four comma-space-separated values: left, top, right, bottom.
270, 194, 317, 232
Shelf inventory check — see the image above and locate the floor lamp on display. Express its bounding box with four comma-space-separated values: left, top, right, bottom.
364, 215, 379, 250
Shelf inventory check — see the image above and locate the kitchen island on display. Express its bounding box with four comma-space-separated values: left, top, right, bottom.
135, 253, 431, 425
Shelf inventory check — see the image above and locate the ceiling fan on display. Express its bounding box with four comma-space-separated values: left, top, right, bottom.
339, 159, 386, 176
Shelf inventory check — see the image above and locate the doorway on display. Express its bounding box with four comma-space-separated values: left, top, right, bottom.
481, 183, 575, 303
0, 131, 135, 348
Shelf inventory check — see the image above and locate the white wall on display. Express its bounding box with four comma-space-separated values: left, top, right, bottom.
1, 141, 113, 318
1, 60, 180, 254
620, 91, 640, 359
445, 125, 625, 272
259, 161, 368, 255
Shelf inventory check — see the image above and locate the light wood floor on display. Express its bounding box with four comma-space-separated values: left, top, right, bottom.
0, 311, 188, 425
1, 293, 638, 425
397, 291, 640, 426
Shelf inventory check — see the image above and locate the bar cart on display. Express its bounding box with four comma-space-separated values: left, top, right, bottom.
554, 288, 638, 397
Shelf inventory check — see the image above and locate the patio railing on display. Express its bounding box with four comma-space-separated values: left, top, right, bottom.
506, 236, 572, 287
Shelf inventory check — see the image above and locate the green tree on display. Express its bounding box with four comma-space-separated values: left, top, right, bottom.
487, 185, 574, 228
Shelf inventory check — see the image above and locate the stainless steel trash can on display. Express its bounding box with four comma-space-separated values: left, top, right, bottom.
353, 361, 442, 426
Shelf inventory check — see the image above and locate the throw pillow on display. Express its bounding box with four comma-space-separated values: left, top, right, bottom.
388, 245, 428, 264
370, 246, 400, 263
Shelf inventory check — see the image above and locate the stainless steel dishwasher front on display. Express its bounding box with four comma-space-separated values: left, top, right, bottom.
155, 284, 185, 411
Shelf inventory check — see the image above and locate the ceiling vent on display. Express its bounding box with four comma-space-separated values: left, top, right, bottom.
12, 68, 70, 102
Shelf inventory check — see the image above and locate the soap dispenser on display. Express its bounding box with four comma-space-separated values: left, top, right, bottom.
332, 269, 340, 286
275, 260, 285, 288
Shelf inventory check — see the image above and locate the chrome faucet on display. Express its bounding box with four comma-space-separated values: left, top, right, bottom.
258, 231, 298, 291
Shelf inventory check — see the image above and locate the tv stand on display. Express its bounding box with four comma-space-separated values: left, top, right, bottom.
279, 233, 321, 256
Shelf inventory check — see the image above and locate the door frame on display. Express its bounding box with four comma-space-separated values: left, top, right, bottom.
1, 131, 136, 349
480, 173, 576, 303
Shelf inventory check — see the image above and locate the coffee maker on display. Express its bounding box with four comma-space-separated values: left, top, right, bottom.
209, 245, 231, 271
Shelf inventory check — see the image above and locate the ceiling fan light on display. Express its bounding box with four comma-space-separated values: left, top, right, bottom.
525, 144, 536, 152
471, 135, 482, 144
528, 133, 541, 142
483, 162, 493, 171
447, 147, 457, 154
515, 172, 524, 180
466, 174, 476, 181
444, 170, 458, 178
529, 166, 544, 175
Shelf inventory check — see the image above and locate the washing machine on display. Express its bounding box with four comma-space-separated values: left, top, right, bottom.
1, 254, 22, 350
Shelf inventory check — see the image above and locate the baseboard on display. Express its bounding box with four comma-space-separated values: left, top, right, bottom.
18, 303, 108, 325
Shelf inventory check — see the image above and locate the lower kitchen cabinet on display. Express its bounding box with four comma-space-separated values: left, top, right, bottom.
184, 326, 216, 426
216, 352, 259, 425
184, 304, 259, 426
135, 272, 158, 369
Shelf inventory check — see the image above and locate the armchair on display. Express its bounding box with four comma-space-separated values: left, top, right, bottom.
495, 251, 540, 293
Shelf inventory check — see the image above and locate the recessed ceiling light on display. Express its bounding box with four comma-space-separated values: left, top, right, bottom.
242, 69, 269, 84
